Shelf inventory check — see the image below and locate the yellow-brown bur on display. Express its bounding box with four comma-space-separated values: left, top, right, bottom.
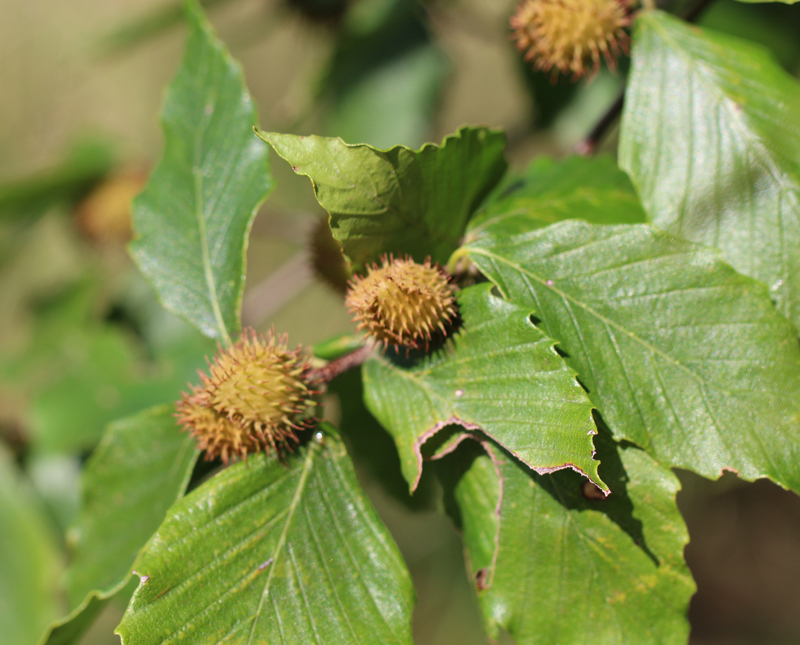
346, 256, 457, 352
510, 0, 631, 80
175, 330, 315, 464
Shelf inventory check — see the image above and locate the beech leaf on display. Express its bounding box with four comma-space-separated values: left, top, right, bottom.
466, 219, 800, 491
362, 283, 605, 493
441, 433, 694, 644
258, 126, 506, 272
115, 427, 414, 645
64, 406, 199, 609
620, 10, 800, 331
129, 0, 272, 343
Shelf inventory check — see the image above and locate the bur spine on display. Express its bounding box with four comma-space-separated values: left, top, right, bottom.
346, 255, 457, 352
176, 329, 316, 463
510, 0, 631, 80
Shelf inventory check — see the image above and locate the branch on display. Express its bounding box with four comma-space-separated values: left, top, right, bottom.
308, 344, 373, 385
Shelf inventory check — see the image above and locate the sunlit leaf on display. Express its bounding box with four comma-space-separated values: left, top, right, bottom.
620, 10, 800, 330
466, 219, 800, 491
129, 0, 272, 343
440, 432, 694, 645
259, 126, 506, 272
116, 427, 414, 645
469, 155, 646, 233
363, 283, 604, 493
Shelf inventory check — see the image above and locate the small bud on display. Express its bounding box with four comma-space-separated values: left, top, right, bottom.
345, 255, 457, 353
510, 0, 632, 80
175, 330, 316, 464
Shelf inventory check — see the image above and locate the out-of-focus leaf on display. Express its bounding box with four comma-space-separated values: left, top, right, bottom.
27, 323, 209, 455
469, 155, 647, 235
363, 283, 604, 493
698, 1, 800, 70
517, 58, 580, 128
619, 10, 800, 331
466, 219, 800, 492
320, 0, 448, 148
130, 0, 273, 343
259, 126, 507, 272
116, 427, 414, 645
1, 277, 212, 455
0, 447, 61, 645
26, 454, 81, 534
38, 596, 107, 645
0, 139, 115, 221
441, 432, 694, 644
64, 406, 199, 608
98, 0, 232, 55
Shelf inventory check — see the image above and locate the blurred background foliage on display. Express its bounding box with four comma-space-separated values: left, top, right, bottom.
2, 0, 800, 643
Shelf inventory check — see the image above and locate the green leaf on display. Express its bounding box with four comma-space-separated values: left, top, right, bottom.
362, 283, 605, 493
129, 0, 273, 344
29, 328, 188, 454
619, 10, 800, 331
0, 138, 115, 221
38, 596, 107, 645
64, 406, 199, 609
116, 427, 414, 645
466, 219, 800, 491
319, 0, 449, 149
441, 432, 694, 644
0, 447, 61, 645
258, 126, 507, 271
468, 155, 647, 235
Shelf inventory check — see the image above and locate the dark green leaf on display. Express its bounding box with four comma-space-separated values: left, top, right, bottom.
466, 219, 800, 491
619, 10, 800, 331
363, 283, 605, 493
0, 448, 61, 645
116, 427, 414, 645
328, 368, 436, 510
320, 0, 449, 149
258, 126, 507, 271
441, 433, 694, 644
468, 155, 647, 235
64, 406, 199, 609
129, 0, 273, 343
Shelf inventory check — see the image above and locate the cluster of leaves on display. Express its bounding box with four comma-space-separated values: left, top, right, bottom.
4, 0, 800, 644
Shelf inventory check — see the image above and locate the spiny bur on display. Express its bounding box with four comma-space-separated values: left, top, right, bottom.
510, 0, 632, 80
176, 329, 316, 464
346, 255, 457, 353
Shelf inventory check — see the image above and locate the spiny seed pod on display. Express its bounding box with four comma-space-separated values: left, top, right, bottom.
346, 255, 457, 352
510, 0, 632, 80
175, 329, 316, 464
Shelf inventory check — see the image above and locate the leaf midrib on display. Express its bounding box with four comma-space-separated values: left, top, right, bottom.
247, 443, 318, 644
466, 245, 734, 396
